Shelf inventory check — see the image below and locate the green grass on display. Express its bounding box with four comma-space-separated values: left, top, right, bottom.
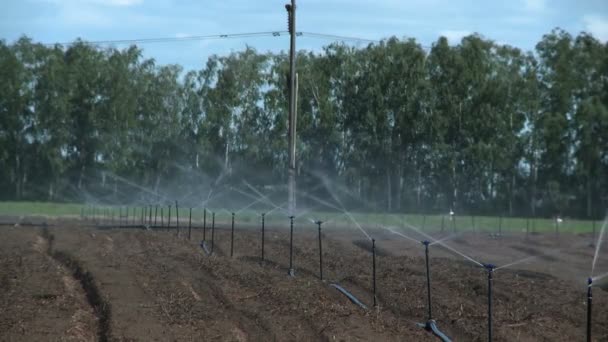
0, 200, 602, 234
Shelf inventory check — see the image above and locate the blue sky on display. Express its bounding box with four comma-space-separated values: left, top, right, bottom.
1, 0, 607, 71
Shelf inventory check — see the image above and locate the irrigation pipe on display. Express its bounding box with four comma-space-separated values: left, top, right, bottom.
329, 283, 368, 310
200, 240, 211, 255
425, 320, 452, 342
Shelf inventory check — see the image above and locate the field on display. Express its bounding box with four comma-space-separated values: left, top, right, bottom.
1, 209, 607, 341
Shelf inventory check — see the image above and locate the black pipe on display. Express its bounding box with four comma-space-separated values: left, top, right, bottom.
317, 221, 323, 281
175, 201, 179, 236
288, 216, 295, 276
261, 213, 265, 262
372, 238, 377, 307
154, 205, 158, 227
587, 278, 593, 342
148, 205, 152, 227
471, 215, 476, 232
126, 207, 129, 226
211, 212, 215, 254
160, 207, 164, 227
485, 264, 495, 342
203, 209, 207, 241
188, 208, 192, 240
167, 205, 171, 231
498, 216, 502, 236
230, 212, 235, 258
141, 207, 144, 225
423, 240, 432, 320
592, 220, 596, 246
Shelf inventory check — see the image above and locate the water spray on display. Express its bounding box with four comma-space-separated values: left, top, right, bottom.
230, 212, 235, 258
317, 220, 323, 281
288, 216, 295, 277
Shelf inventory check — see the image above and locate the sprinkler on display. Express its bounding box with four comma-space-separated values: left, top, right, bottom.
230, 212, 235, 258
484, 263, 496, 342
211, 212, 216, 254
188, 208, 192, 240
261, 213, 266, 262
587, 278, 592, 342
372, 238, 377, 307
317, 221, 323, 281
288, 216, 295, 277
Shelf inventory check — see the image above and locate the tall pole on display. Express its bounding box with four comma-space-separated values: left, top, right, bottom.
587, 278, 593, 342
286, 0, 297, 216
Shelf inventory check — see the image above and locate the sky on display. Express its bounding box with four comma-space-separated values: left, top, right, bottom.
1, 0, 607, 71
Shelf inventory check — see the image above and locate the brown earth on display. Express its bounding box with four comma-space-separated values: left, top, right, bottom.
1, 218, 607, 341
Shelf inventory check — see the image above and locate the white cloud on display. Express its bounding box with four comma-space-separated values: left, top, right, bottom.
439, 30, 470, 44
522, 0, 546, 12
583, 15, 608, 42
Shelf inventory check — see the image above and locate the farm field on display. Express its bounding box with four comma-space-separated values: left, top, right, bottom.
1, 216, 607, 341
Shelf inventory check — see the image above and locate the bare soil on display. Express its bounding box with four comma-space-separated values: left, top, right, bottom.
1, 218, 607, 341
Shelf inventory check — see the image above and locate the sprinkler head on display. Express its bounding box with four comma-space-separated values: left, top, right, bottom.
422, 240, 430, 246
484, 263, 496, 272
316, 220, 323, 225
588, 277, 593, 287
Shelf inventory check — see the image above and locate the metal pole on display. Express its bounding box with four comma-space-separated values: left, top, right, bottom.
286, 0, 297, 216
154, 205, 158, 227
261, 213, 265, 262
288, 216, 295, 276
317, 221, 323, 281
587, 278, 593, 342
175, 200, 179, 236
167, 205, 171, 231
203, 209, 207, 241
211, 212, 215, 254
188, 208, 192, 240
372, 238, 377, 307
424, 241, 432, 320
230, 212, 235, 257
486, 265, 495, 342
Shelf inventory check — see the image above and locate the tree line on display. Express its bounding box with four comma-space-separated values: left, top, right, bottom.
1, 28, 607, 218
